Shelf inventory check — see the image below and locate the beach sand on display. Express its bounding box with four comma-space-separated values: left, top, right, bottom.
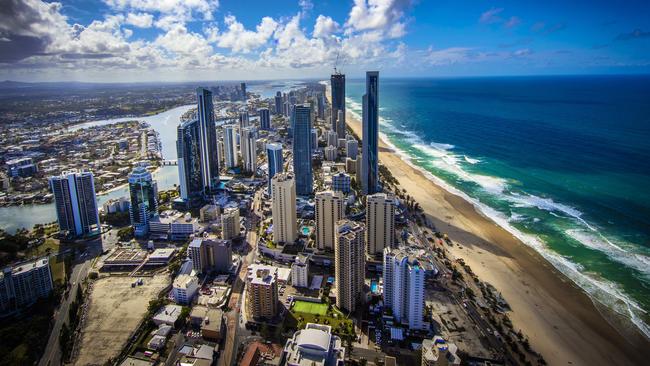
343, 109, 650, 365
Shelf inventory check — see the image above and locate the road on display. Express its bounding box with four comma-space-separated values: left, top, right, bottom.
218, 189, 262, 366
38, 230, 118, 366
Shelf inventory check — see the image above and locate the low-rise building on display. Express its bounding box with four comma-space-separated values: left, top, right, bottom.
173, 274, 199, 305
331, 172, 351, 194
421, 336, 461, 366
152, 304, 183, 326
201, 308, 225, 341
281, 323, 345, 366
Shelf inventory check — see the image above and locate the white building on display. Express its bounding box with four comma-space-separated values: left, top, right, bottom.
223, 125, 239, 168
49, 170, 100, 237
315, 191, 345, 251
282, 323, 345, 366
271, 173, 297, 244
324, 146, 337, 161
152, 304, 183, 326
172, 274, 199, 305
291, 254, 310, 288
383, 247, 425, 330
366, 193, 396, 257
241, 127, 257, 174
0, 257, 54, 314
327, 130, 338, 147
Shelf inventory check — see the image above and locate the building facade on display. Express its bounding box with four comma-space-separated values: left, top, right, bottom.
361, 71, 380, 195
366, 193, 396, 256
177, 118, 204, 207
223, 125, 239, 169
259, 108, 271, 130
315, 191, 345, 251
49, 170, 100, 237
282, 323, 345, 366
291, 254, 309, 288
331, 72, 346, 139
334, 220, 365, 312
292, 104, 313, 195
172, 274, 199, 304
383, 248, 425, 330
221, 207, 240, 240
196, 87, 220, 193
128, 165, 158, 237
240, 127, 257, 174
271, 173, 297, 244
0, 257, 54, 314
266, 143, 283, 194
331, 173, 351, 194
246, 264, 279, 319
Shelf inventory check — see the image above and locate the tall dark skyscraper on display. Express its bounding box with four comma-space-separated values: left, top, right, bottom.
274, 91, 283, 115
49, 170, 100, 237
292, 104, 313, 195
128, 165, 158, 237
259, 108, 270, 130
362, 71, 379, 195
196, 87, 220, 193
240, 82, 247, 101
331, 72, 346, 138
177, 118, 204, 207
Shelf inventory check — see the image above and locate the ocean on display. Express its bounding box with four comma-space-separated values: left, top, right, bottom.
345, 75, 650, 338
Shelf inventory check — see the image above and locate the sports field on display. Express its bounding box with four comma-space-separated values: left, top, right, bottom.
292, 300, 328, 315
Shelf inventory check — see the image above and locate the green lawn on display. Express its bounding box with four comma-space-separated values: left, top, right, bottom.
292, 300, 328, 315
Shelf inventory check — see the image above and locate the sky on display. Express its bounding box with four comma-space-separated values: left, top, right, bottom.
0, 0, 649, 82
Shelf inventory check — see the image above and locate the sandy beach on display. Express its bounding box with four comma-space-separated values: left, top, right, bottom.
343, 109, 650, 365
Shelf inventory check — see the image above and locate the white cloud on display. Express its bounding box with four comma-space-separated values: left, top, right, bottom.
125, 12, 153, 28
425, 47, 474, 66
479, 8, 503, 24
313, 15, 339, 38
103, 0, 218, 20
346, 0, 410, 35
214, 15, 277, 53
505, 16, 521, 29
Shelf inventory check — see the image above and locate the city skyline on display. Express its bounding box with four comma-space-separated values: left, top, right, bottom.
1, 0, 649, 82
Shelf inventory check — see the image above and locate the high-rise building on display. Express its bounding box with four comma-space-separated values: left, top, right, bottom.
315, 191, 345, 251
221, 207, 240, 240
292, 104, 313, 195
337, 110, 346, 139
128, 165, 158, 237
317, 93, 325, 119
223, 125, 239, 168
274, 91, 283, 115
259, 108, 271, 130
196, 87, 220, 193
311, 128, 319, 151
266, 143, 283, 194
361, 71, 379, 195
334, 220, 365, 312
246, 264, 279, 319
0, 257, 54, 314
240, 127, 257, 174
327, 130, 338, 147
177, 119, 204, 207
383, 248, 425, 330
324, 145, 337, 161
346, 138, 358, 160
271, 173, 297, 244
331, 72, 346, 138
49, 170, 100, 237
331, 172, 351, 194
239, 110, 250, 130
188, 237, 232, 274
291, 254, 309, 288
240, 82, 247, 101
366, 193, 396, 256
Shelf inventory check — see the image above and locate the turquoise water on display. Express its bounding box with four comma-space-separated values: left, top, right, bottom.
346, 76, 650, 338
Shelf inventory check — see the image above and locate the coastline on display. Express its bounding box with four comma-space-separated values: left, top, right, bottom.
343, 109, 650, 364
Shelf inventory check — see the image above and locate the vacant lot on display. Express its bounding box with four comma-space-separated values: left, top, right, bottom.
74, 274, 170, 366
292, 300, 328, 315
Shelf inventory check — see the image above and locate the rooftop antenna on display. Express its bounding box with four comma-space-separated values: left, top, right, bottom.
334, 49, 340, 74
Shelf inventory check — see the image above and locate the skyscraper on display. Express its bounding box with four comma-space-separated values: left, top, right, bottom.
315, 191, 346, 250
292, 104, 313, 195
239, 110, 250, 130
241, 127, 257, 174
223, 125, 239, 168
259, 108, 271, 130
128, 165, 158, 237
221, 207, 240, 240
361, 71, 379, 195
274, 91, 283, 115
266, 143, 283, 194
177, 119, 204, 207
383, 248, 425, 330
271, 173, 297, 244
334, 220, 365, 312
240, 82, 247, 101
49, 170, 100, 237
331, 72, 346, 138
196, 87, 220, 193
366, 193, 396, 256
346, 137, 358, 160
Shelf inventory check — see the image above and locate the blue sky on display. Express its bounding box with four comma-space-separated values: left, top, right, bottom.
1, 0, 649, 82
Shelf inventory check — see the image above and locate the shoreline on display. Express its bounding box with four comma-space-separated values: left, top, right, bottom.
343, 108, 650, 364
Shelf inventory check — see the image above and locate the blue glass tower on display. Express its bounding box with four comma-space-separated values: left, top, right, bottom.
292, 104, 313, 195
196, 87, 219, 194
362, 71, 379, 195
266, 143, 283, 194
259, 108, 270, 130
177, 118, 204, 207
